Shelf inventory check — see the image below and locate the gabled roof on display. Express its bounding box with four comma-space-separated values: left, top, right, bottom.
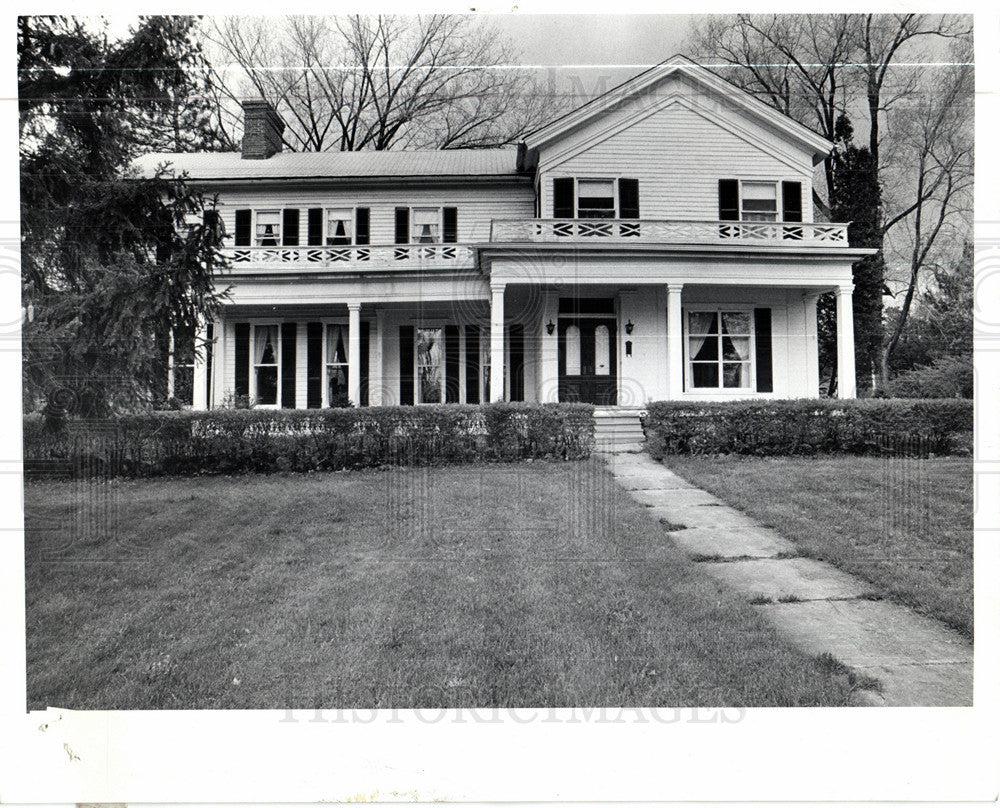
131, 147, 521, 181
523, 54, 833, 166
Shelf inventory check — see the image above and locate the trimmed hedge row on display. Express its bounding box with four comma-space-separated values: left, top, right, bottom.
24, 403, 595, 478
642, 399, 973, 457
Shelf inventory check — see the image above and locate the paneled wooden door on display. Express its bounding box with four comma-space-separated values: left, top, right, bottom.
557, 317, 617, 405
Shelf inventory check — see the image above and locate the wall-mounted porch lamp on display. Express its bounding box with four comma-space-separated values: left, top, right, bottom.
625, 319, 635, 335
546, 320, 555, 335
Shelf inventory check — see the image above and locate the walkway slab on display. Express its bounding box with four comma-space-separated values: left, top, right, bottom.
647, 504, 761, 531
614, 473, 696, 491
757, 600, 973, 706
699, 557, 870, 601
631, 488, 722, 507
667, 526, 796, 559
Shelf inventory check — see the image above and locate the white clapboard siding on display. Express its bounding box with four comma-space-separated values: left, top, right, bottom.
537, 75, 816, 223
210, 181, 534, 246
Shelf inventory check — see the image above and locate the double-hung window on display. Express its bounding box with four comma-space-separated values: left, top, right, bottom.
252, 324, 280, 406
325, 324, 349, 404
416, 327, 445, 403
326, 209, 353, 245
412, 208, 441, 243
254, 210, 281, 246
576, 179, 616, 219
740, 182, 778, 222
687, 310, 753, 390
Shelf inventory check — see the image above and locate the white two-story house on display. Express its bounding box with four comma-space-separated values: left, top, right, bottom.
136, 56, 870, 411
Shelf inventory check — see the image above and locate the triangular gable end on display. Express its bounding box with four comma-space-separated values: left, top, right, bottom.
541, 92, 813, 178
523, 55, 832, 168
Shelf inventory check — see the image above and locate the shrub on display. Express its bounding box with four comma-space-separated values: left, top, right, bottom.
641, 399, 972, 458
23, 403, 595, 479
889, 355, 973, 399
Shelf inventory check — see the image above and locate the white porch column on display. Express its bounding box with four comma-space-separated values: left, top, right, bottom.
192, 317, 208, 410
348, 303, 362, 406
836, 284, 856, 399
803, 293, 821, 398
540, 290, 559, 402
666, 284, 684, 399
490, 282, 506, 402
371, 308, 384, 406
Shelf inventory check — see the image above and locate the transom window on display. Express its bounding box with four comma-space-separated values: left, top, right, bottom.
687, 310, 753, 390
740, 182, 778, 222
252, 324, 280, 405
412, 209, 441, 243
576, 179, 616, 219
254, 210, 281, 246
326, 209, 353, 245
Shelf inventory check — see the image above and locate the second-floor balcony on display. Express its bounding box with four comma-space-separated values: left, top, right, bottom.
219, 218, 852, 271
489, 218, 850, 246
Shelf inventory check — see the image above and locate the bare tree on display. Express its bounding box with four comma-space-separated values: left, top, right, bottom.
880, 50, 973, 382
202, 14, 555, 152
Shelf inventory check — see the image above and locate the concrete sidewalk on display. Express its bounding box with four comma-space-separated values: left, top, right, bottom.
603, 451, 973, 706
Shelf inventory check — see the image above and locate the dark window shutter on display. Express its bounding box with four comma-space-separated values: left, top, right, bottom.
618, 178, 640, 218
307, 208, 323, 246
234, 209, 251, 246
205, 323, 214, 406
553, 177, 575, 218
282, 209, 300, 246
754, 308, 773, 393
509, 324, 524, 402
718, 180, 739, 221
395, 208, 410, 244
234, 323, 250, 397
203, 209, 220, 237
280, 323, 296, 408
306, 322, 323, 408
443, 207, 458, 243
465, 325, 480, 404
399, 326, 414, 405
359, 320, 370, 406
782, 181, 802, 223
445, 325, 460, 403
355, 208, 370, 245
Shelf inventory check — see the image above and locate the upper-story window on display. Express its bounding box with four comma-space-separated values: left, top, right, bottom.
326, 209, 353, 245
412, 208, 441, 242
255, 210, 281, 246
553, 178, 640, 219
577, 179, 616, 219
395, 207, 458, 244
719, 180, 802, 223
740, 182, 777, 222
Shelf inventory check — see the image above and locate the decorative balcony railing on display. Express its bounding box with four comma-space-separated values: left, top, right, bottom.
489, 218, 850, 246
222, 243, 476, 269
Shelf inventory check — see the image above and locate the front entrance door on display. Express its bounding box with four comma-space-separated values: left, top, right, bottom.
558, 317, 617, 404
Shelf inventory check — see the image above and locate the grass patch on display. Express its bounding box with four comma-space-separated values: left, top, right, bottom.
25, 460, 856, 709
814, 653, 883, 694
662, 455, 973, 638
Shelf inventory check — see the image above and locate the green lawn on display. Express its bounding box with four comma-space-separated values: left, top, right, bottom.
25, 461, 856, 709
662, 455, 973, 638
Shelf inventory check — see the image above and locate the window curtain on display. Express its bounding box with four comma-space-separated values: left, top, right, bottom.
326, 325, 346, 365
254, 326, 275, 364
687, 313, 716, 360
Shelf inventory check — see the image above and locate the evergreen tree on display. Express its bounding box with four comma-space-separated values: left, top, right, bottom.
827, 115, 886, 393
19, 16, 228, 419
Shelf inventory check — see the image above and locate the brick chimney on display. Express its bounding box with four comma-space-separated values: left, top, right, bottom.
241, 99, 285, 159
